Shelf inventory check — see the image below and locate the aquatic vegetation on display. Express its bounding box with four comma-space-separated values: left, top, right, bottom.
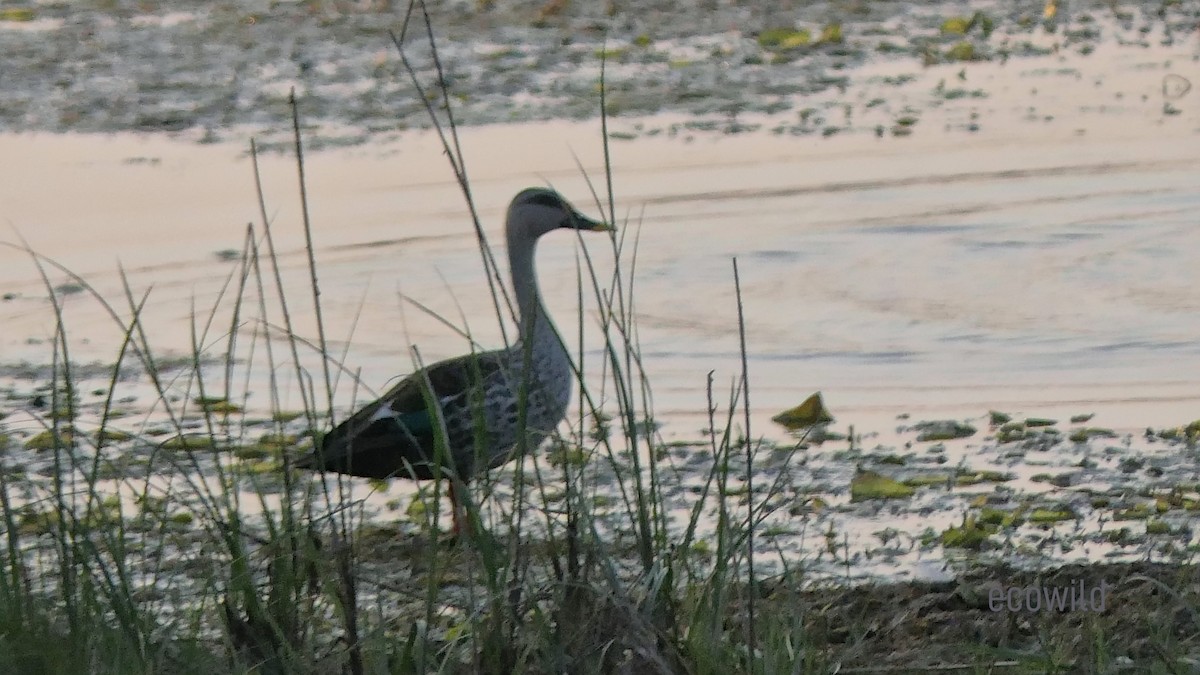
851, 469, 915, 501
0, 7, 35, 22
159, 435, 216, 451
1069, 427, 1117, 443
945, 41, 979, 62
1145, 518, 1171, 535
817, 23, 844, 45
941, 517, 994, 549
1028, 507, 1076, 523
770, 391, 834, 430
23, 428, 74, 450
194, 396, 242, 414
757, 27, 812, 50
940, 11, 995, 38
270, 410, 305, 423
913, 419, 976, 442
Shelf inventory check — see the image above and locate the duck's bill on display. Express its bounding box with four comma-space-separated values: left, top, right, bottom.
568, 210, 613, 231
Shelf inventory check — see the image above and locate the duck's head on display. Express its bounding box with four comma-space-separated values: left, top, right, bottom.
507, 187, 610, 241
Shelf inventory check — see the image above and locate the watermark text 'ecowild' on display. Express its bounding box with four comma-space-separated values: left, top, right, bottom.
989, 579, 1111, 612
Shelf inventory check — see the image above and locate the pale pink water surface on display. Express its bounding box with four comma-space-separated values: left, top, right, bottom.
1, 36, 1199, 578
3, 40, 1198, 443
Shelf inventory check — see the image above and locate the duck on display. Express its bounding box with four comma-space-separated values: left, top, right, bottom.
297, 187, 610, 534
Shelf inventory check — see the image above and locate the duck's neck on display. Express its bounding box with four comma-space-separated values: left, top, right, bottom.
508, 234, 558, 351
507, 227, 573, 418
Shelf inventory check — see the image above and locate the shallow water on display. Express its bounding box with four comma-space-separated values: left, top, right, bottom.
3, 42, 1198, 440
1, 36, 1198, 579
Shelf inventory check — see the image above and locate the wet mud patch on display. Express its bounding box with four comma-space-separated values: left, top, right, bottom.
0, 0, 1195, 147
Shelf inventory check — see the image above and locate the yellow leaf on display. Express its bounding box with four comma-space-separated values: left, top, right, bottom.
851, 470, 915, 501
817, 23, 843, 44
405, 494, 427, 522
771, 392, 834, 430
941, 16, 971, 35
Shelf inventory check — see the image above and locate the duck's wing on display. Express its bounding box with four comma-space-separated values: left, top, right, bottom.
298, 349, 505, 481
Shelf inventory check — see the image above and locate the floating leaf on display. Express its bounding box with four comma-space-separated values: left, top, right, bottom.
94, 429, 132, 444
0, 8, 36, 22
913, 420, 976, 442
1028, 508, 1075, 523
904, 474, 951, 488
817, 23, 843, 44
1114, 503, 1152, 521
593, 47, 628, 60
1145, 518, 1170, 535
169, 512, 194, 527
851, 470, 915, 501
240, 460, 277, 475
1186, 419, 1200, 441
771, 392, 834, 430
161, 436, 215, 451
25, 429, 74, 451
940, 517, 993, 549
195, 397, 242, 414
1163, 74, 1192, 100
758, 27, 811, 50
1068, 427, 1116, 443
405, 494, 427, 522
548, 446, 589, 467
232, 444, 271, 460
945, 41, 976, 61
941, 16, 972, 35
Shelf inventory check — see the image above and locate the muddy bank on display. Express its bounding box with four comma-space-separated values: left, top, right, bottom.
0, 0, 1196, 147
